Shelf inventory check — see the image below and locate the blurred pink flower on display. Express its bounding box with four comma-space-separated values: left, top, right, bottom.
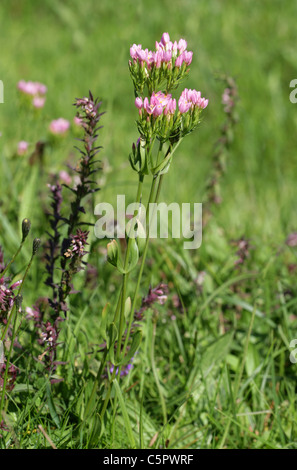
286, 232, 297, 247
73, 116, 83, 126
49, 118, 70, 135
17, 140, 29, 155
161, 32, 170, 46
33, 96, 46, 108
59, 170, 72, 185
178, 38, 187, 54
17, 80, 47, 96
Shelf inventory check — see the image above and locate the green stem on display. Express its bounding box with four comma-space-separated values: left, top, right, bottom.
99, 140, 181, 422
151, 321, 167, 425
100, 173, 157, 421
115, 173, 144, 361
1, 251, 34, 343
0, 301, 19, 414
0, 241, 24, 279
84, 175, 143, 421
0, 249, 36, 415
122, 173, 164, 357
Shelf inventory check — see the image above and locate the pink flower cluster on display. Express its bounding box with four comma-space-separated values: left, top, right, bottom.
130, 32, 193, 70
17, 80, 47, 108
135, 88, 208, 119
135, 91, 176, 117
178, 88, 209, 113
49, 117, 70, 135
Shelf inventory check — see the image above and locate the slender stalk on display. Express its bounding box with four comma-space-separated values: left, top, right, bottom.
122, 173, 164, 357
1, 219, 31, 278
1, 247, 37, 343
0, 300, 19, 414
150, 321, 167, 425
99, 173, 157, 421
84, 174, 144, 422
100, 141, 181, 422
0, 241, 39, 415
1, 242, 24, 279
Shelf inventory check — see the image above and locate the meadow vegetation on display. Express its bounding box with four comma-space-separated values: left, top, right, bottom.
0, 0, 297, 449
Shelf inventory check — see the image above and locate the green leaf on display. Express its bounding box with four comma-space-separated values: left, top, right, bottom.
18, 166, 39, 227
124, 297, 131, 320
201, 331, 234, 377
46, 380, 61, 429
125, 237, 139, 274
106, 322, 118, 350
12, 384, 34, 393
120, 330, 142, 366
101, 302, 110, 341
151, 153, 172, 176
113, 379, 136, 448
88, 412, 104, 447
107, 322, 118, 365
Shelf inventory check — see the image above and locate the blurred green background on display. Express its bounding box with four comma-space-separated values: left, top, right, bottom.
0, 0, 296, 243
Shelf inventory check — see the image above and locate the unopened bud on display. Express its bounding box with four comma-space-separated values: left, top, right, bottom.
22, 218, 31, 242
32, 238, 41, 255
107, 239, 119, 268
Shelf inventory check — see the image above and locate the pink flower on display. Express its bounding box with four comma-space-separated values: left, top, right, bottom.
49, 118, 70, 135
59, 170, 72, 185
135, 97, 143, 109
175, 51, 193, 67
178, 39, 187, 54
153, 91, 172, 107
141, 92, 173, 118
153, 104, 163, 117
163, 50, 172, 62
73, 116, 83, 126
183, 51, 193, 65
153, 50, 163, 68
33, 96, 46, 108
17, 140, 29, 155
164, 98, 176, 115
136, 48, 147, 62
143, 97, 152, 114
17, 80, 47, 96
18, 80, 38, 96
178, 96, 192, 113
130, 43, 142, 60
35, 83, 47, 95
161, 32, 170, 46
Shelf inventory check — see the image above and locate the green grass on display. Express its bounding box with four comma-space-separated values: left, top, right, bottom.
0, 0, 297, 449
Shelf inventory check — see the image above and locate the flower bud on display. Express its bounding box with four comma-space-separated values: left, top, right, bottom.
32, 238, 41, 255
22, 218, 31, 242
107, 239, 119, 268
